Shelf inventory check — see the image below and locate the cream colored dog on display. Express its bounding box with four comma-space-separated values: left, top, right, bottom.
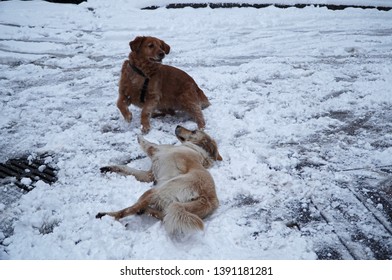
96, 125, 222, 234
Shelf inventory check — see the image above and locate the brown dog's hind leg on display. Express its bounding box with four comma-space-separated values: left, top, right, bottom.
188, 105, 206, 130
96, 189, 155, 220
197, 88, 211, 109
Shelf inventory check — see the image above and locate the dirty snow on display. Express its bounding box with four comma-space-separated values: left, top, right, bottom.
0, 0, 391, 260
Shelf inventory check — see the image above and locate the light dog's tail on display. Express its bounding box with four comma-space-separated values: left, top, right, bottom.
163, 202, 204, 234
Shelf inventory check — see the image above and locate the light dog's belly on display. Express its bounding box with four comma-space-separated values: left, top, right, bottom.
153, 178, 199, 209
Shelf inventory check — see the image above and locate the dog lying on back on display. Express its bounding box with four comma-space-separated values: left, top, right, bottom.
117, 36, 210, 133
96, 125, 222, 234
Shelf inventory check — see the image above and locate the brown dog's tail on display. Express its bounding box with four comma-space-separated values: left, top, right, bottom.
163, 202, 204, 234
197, 87, 211, 109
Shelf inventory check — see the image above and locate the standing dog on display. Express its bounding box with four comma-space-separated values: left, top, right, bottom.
117, 36, 211, 133
96, 126, 222, 234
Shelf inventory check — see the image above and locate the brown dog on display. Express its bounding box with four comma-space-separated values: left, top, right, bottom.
97, 125, 222, 234
117, 36, 211, 133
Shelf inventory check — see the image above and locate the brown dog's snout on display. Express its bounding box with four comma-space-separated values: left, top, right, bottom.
158, 51, 165, 59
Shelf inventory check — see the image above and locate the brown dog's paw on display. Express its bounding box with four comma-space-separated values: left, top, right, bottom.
124, 114, 132, 123
141, 125, 151, 134
96, 212, 107, 219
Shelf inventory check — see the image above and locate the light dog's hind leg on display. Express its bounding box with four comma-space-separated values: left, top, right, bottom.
96, 189, 156, 220
143, 207, 164, 220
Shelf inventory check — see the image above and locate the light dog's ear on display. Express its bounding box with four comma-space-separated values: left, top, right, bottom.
130, 36, 145, 52
200, 138, 223, 162
213, 146, 223, 161
160, 40, 170, 54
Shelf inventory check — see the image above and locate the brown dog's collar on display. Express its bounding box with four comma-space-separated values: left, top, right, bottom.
128, 61, 149, 103
129, 61, 146, 78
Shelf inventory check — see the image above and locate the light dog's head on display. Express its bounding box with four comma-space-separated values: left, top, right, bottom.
175, 125, 223, 163
130, 36, 170, 64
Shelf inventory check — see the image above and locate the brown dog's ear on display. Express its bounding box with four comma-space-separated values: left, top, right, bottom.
160, 40, 170, 54
130, 36, 145, 52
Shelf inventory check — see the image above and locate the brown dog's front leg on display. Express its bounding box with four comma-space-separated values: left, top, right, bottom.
140, 109, 152, 134
117, 93, 132, 123
140, 95, 159, 133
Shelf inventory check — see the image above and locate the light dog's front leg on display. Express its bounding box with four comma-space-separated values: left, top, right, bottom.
100, 165, 154, 183
137, 134, 159, 158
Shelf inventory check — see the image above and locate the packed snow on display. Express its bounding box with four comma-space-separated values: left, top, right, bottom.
0, 0, 391, 259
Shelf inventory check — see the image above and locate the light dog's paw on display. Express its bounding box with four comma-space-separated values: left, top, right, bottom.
96, 212, 106, 219
100, 166, 113, 173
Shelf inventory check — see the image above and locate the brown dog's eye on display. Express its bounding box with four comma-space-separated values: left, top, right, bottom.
148, 43, 154, 49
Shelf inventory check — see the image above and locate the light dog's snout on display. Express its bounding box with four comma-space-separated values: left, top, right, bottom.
175, 125, 183, 135
175, 125, 189, 142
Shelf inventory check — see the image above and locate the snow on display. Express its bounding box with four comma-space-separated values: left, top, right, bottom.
0, 0, 392, 260
125, 0, 392, 9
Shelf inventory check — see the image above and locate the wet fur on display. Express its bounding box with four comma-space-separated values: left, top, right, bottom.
97, 126, 222, 234
117, 36, 210, 133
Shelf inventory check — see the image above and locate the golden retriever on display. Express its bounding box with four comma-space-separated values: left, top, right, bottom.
117, 36, 211, 133
96, 125, 222, 234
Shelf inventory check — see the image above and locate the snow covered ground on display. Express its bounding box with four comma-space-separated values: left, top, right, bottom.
0, 0, 391, 259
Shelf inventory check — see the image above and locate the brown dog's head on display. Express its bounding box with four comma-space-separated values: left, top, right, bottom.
175, 125, 223, 163
129, 36, 170, 63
